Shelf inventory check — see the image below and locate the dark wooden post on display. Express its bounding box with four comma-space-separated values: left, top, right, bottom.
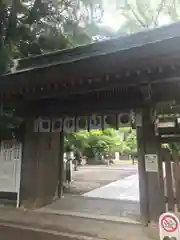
20, 119, 61, 209
57, 131, 65, 198
136, 125, 149, 225
142, 108, 165, 223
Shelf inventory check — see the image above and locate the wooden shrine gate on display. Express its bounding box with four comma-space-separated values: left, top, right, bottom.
0, 140, 22, 207
1, 21, 180, 222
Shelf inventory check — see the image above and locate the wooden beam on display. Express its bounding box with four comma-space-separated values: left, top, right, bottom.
158, 127, 180, 135
16, 21, 180, 72
160, 136, 180, 143
157, 106, 180, 115
1, 38, 180, 96
16, 96, 147, 117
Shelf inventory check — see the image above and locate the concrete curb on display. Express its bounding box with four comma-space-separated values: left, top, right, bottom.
36, 208, 141, 225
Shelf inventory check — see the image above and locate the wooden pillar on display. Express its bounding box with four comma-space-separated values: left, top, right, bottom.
136, 126, 149, 225
19, 119, 61, 209
137, 108, 165, 224
57, 132, 64, 198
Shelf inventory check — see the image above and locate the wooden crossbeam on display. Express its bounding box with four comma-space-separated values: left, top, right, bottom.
160, 136, 180, 143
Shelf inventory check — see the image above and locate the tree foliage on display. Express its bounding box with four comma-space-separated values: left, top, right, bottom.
0, 0, 106, 135
2, 0, 179, 73
65, 128, 137, 161
0, 0, 107, 74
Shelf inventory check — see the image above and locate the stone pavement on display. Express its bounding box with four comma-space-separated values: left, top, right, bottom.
39, 194, 140, 221
0, 207, 156, 240
67, 164, 137, 195
83, 174, 139, 201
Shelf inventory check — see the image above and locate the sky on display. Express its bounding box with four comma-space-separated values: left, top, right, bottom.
102, 0, 125, 31
101, 0, 172, 32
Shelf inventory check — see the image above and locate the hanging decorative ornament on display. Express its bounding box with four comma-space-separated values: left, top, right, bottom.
117, 113, 131, 128
52, 118, 63, 132
89, 115, 102, 130
103, 114, 117, 129
63, 117, 75, 133
76, 116, 88, 132
39, 119, 51, 132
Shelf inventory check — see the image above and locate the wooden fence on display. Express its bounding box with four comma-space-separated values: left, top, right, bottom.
162, 149, 180, 212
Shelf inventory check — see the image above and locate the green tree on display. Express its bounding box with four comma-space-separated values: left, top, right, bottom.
86, 131, 117, 159
65, 127, 138, 164
0, 0, 107, 136
65, 128, 122, 162
126, 130, 137, 154
0, 0, 105, 74
65, 131, 89, 152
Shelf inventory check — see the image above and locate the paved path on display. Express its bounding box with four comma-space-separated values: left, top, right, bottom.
41, 195, 140, 221
0, 223, 154, 240
60, 165, 140, 221
83, 174, 139, 202
0, 208, 154, 240
67, 164, 137, 195
79, 164, 137, 170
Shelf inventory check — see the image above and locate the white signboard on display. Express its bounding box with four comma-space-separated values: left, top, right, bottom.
33, 119, 40, 132
159, 212, 180, 240
145, 154, 158, 172
135, 112, 142, 127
